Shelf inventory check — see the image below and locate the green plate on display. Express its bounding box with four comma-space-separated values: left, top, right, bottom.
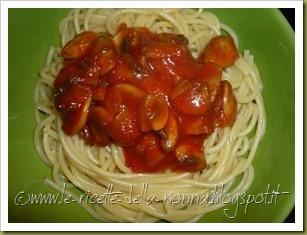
8, 8, 294, 223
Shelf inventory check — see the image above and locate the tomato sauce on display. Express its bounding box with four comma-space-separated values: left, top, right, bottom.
54, 25, 238, 173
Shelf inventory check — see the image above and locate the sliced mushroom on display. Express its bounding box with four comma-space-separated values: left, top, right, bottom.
179, 114, 214, 136
202, 35, 239, 68
159, 113, 178, 153
113, 28, 151, 55
135, 133, 165, 167
212, 80, 237, 127
62, 31, 98, 59
196, 62, 222, 102
88, 107, 113, 146
138, 95, 169, 132
175, 139, 206, 171
107, 109, 141, 146
104, 83, 146, 115
170, 79, 211, 115
61, 92, 92, 135
89, 35, 118, 75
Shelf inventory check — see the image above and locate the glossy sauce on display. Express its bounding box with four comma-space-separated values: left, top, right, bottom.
54, 25, 238, 173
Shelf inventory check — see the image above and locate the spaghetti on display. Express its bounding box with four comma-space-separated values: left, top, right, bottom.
34, 8, 266, 222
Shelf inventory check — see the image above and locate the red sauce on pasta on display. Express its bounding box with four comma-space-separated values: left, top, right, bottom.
54, 24, 238, 173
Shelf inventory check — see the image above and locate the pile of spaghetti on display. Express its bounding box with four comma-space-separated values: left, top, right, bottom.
34, 8, 265, 222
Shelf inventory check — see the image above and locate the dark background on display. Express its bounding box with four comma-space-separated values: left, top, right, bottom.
279, 8, 295, 223
280, 8, 295, 31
